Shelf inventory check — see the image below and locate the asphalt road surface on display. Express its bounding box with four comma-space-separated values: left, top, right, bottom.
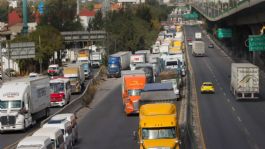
0, 68, 98, 148
185, 25, 265, 149
74, 78, 139, 149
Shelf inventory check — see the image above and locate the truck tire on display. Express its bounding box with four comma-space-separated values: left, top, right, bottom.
45, 108, 50, 117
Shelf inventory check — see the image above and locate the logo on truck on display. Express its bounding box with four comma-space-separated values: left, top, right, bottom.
3, 92, 19, 98
238, 75, 258, 89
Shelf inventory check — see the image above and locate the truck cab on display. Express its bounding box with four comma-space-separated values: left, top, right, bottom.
48, 64, 61, 77
138, 103, 180, 149
123, 75, 146, 115
0, 77, 50, 132
107, 56, 121, 78
50, 77, 71, 107
63, 66, 83, 94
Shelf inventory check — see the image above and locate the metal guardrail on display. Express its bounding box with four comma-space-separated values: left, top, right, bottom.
5, 66, 106, 149
182, 25, 206, 149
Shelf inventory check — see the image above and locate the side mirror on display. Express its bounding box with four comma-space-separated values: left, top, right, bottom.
133, 131, 138, 141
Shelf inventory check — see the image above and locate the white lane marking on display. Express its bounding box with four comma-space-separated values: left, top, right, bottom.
227, 98, 230, 103
237, 116, 242, 122
223, 92, 226, 96
232, 106, 236, 112
244, 127, 250, 135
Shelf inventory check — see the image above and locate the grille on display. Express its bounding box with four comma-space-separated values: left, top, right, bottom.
0, 116, 16, 126
133, 101, 139, 111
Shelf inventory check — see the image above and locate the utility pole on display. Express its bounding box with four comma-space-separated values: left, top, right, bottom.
39, 36, 42, 73
22, 0, 28, 34
0, 41, 3, 83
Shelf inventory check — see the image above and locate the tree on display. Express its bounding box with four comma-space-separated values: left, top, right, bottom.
0, 0, 9, 22
40, 0, 81, 31
12, 25, 63, 73
89, 10, 103, 30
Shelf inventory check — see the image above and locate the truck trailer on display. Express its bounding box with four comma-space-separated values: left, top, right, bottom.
192, 41, 205, 56
0, 76, 50, 132
230, 63, 259, 100
107, 51, 131, 78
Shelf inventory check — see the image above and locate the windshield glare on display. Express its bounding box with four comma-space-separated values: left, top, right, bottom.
50, 83, 64, 93
128, 89, 141, 96
0, 100, 22, 109
142, 127, 176, 140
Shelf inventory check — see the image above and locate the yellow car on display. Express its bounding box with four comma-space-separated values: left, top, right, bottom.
201, 82, 215, 93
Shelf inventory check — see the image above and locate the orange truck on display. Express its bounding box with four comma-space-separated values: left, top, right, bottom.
121, 70, 146, 115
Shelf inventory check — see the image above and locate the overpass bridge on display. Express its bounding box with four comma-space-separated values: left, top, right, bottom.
188, 0, 265, 23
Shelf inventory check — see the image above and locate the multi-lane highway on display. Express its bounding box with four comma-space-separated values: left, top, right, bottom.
185, 25, 265, 149
0, 68, 98, 148
74, 77, 184, 148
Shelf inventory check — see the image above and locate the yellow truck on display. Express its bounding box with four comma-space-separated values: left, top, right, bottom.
135, 83, 180, 149
137, 103, 180, 149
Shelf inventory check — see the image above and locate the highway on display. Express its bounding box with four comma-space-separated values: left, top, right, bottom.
74, 78, 138, 149
185, 25, 265, 149
0, 68, 98, 148
74, 77, 184, 149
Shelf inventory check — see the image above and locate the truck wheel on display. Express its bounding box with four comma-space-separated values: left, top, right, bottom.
45, 108, 50, 117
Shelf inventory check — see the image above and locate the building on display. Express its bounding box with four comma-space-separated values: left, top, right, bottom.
79, 8, 96, 30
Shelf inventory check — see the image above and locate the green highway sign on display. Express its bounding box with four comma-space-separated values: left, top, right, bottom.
217, 28, 232, 39
248, 35, 265, 51
182, 12, 198, 20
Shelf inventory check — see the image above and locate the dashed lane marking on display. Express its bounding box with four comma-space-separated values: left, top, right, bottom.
232, 106, 236, 112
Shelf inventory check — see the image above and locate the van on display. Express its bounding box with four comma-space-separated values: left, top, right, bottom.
43, 117, 73, 149
51, 113, 78, 143
33, 127, 65, 149
17, 136, 53, 149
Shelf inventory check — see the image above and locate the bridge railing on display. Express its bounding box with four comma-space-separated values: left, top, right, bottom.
191, 0, 249, 19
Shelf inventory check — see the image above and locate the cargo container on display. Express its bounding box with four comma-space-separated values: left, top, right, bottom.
231, 63, 259, 100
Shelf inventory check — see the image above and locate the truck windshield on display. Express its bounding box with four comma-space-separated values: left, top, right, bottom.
49, 67, 58, 70
142, 127, 176, 140
166, 61, 178, 66
128, 89, 141, 96
50, 83, 64, 93
69, 77, 78, 84
0, 100, 22, 109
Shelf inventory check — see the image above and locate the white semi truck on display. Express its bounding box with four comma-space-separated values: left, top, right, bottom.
192, 41, 205, 56
0, 76, 50, 132
231, 63, 259, 100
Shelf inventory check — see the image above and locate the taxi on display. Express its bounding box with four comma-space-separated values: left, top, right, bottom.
201, 82, 215, 93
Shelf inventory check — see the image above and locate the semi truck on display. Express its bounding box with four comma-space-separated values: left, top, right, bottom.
158, 70, 182, 99
137, 103, 180, 149
135, 63, 155, 83
63, 65, 84, 94
107, 51, 131, 78
90, 52, 102, 68
130, 54, 146, 70
49, 77, 71, 107
192, 41, 205, 56
77, 50, 91, 79
121, 70, 146, 115
135, 50, 151, 63
230, 63, 259, 100
0, 76, 50, 132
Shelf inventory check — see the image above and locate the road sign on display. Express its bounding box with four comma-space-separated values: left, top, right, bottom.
217, 28, 232, 39
182, 12, 198, 20
9, 42, 35, 59
248, 35, 265, 51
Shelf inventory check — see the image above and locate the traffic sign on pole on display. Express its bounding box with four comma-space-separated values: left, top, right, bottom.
248, 35, 265, 51
9, 42, 35, 59
217, 28, 232, 39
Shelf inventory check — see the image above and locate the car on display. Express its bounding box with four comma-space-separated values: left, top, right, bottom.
201, 82, 215, 93
208, 43, 214, 48
188, 42, 193, 46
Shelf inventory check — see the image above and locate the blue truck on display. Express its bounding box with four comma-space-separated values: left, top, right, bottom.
107, 51, 131, 78
81, 62, 91, 79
